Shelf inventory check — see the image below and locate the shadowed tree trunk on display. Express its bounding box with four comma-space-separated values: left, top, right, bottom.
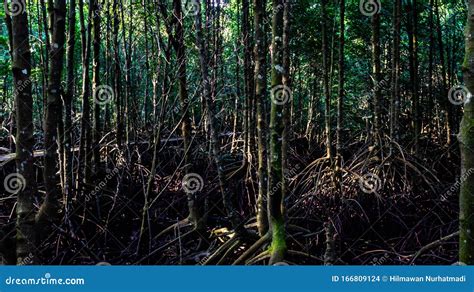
113, 0, 123, 148
427, 0, 434, 130
322, 0, 332, 160
173, 0, 200, 229
435, 0, 451, 146
459, 0, 474, 265
77, 0, 93, 190
390, 0, 401, 148
254, 0, 268, 237
8, 6, 37, 265
36, 0, 67, 236
406, 0, 420, 153
63, 0, 76, 217
92, 0, 101, 173
371, 9, 381, 143
242, 0, 254, 161
336, 0, 344, 170
143, 0, 150, 122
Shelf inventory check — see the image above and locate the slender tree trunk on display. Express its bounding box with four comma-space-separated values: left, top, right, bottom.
460, 0, 474, 265
121, 1, 133, 145
113, 0, 123, 148
92, 0, 101, 173
63, 0, 76, 213
268, 0, 287, 265
231, 1, 241, 153
371, 11, 381, 142
306, 69, 318, 143
322, 0, 332, 159
103, 0, 110, 135
406, 0, 420, 153
427, 0, 434, 135
281, 0, 290, 216
435, 0, 450, 146
242, 0, 253, 161
77, 0, 93, 190
173, 0, 200, 229
8, 7, 37, 265
254, 0, 268, 237
40, 0, 50, 115
390, 0, 401, 146
143, 0, 150, 123
336, 0, 344, 165
36, 0, 67, 235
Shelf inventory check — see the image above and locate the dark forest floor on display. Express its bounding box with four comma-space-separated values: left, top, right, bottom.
0, 130, 460, 265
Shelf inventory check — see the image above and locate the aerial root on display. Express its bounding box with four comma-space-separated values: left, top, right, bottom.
286, 250, 322, 263
246, 250, 270, 265
154, 218, 192, 240
232, 233, 270, 265
201, 237, 239, 265
217, 239, 242, 265
409, 231, 459, 265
